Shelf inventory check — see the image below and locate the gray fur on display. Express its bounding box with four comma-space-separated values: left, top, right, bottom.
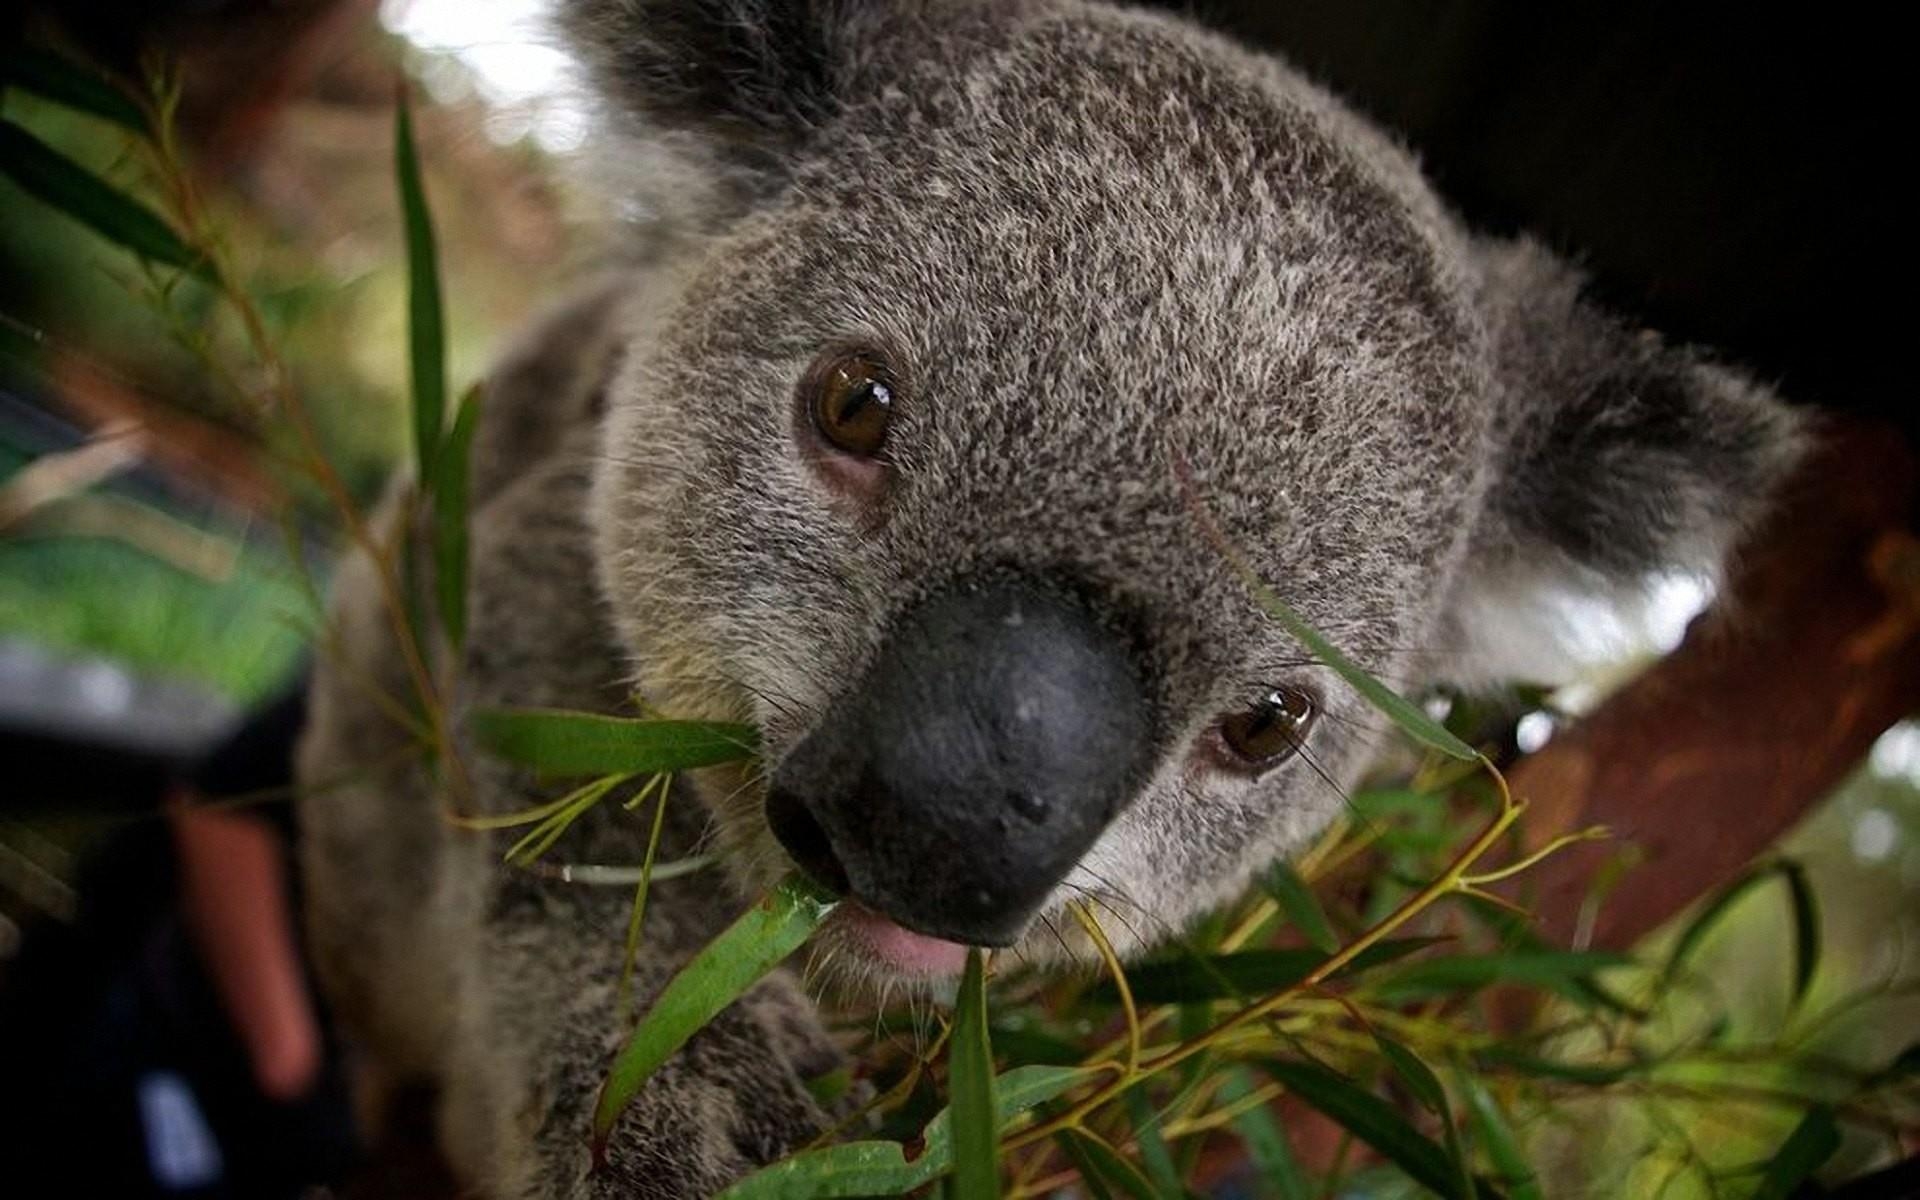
297, 2, 1802, 1194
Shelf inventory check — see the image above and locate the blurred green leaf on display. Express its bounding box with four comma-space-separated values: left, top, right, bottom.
0, 119, 205, 275
1, 45, 147, 132
1371, 1033, 1474, 1198
1372, 951, 1631, 1005
1102, 937, 1446, 1005
471, 707, 757, 776
1220, 1068, 1309, 1200
592, 874, 838, 1152
432, 384, 481, 648
394, 93, 446, 488
1259, 1059, 1473, 1200
1750, 1107, 1839, 1200
1372, 1032, 1446, 1116
950, 949, 1000, 1200
1662, 860, 1820, 1008
718, 1066, 1095, 1198
1057, 1129, 1162, 1200
1470, 1047, 1641, 1086
1266, 861, 1338, 954
1456, 1073, 1541, 1200
1122, 1086, 1181, 1196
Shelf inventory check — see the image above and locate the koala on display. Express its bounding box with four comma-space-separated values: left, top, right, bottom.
295, 1, 1803, 1196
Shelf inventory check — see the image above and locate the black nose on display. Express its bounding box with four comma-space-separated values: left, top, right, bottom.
767, 576, 1152, 947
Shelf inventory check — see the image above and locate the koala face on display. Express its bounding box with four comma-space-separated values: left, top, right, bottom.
574, 1, 1800, 983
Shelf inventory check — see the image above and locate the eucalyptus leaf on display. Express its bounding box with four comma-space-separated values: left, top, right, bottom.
1266, 861, 1338, 954
432, 385, 481, 648
592, 875, 838, 1153
1259, 1059, 1472, 1200
1750, 1107, 1839, 1200
394, 94, 446, 488
1058, 1129, 1163, 1200
1371, 951, 1631, 1005
471, 707, 758, 776
1662, 860, 1820, 1009
0, 120, 205, 275
1, 45, 147, 132
1101, 937, 1446, 1005
716, 1066, 1095, 1199
1219, 1068, 1309, 1200
1122, 1085, 1181, 1196
1455, 1073, 1541, 1200
949, 949, 1000, 1200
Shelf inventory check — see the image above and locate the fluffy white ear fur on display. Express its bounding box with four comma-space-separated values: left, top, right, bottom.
1437, 237, 1802, 688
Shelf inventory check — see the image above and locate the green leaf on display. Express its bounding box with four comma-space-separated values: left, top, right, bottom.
1371, 1034, 1474, 1199
1105, 937, 1446, 1005
1259, 1058, 1469, 1200
1455, 1073, 1541, 1200
1750, 1107, 1839, 1200
1, 46, 147, 132
717, 1066, 1096, 1198
1266, 861, 1338, 954
1371, 951, 1631, 1005
1469, 1047, 1640, 1087
1052, 1130, 1122, 1200
470, 707, 758, 776
949, 949, 1000, 1200
1780, 860, 1821, 1008
1219, 1068, 1309, 1200
1122, 1086, 1181, 1197
394, 93, 446, 488
1661, 860, 1820, 1008
1248, 585, 1477, 761
592, 875, 838, 1152
1372, 1033, 1446, 1116
0, 120, 205, 275
1057, 1129, 1163, 1200
432, 384, 481, 648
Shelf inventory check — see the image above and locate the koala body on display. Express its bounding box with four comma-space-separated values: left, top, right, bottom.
296, 2, 1801, 1195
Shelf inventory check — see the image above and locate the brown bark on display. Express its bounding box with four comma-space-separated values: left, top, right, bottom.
1496, 419, 1920, 949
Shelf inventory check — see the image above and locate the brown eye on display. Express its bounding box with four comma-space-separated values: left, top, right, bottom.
1219, 687, 1317, 769
808, 351, 896, 458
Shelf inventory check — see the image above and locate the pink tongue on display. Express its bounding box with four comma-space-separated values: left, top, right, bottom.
840, 902, 970, 976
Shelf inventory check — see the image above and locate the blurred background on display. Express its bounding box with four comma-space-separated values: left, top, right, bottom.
1, 1, 1913, 1196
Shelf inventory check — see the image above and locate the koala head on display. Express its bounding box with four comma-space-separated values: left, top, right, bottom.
568, 1, 1802, 983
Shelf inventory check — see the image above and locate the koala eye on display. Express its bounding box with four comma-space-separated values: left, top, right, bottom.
806, 349, 896, 458
1217, 686, 1317, 770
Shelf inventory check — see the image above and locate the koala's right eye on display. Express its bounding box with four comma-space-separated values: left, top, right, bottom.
805, 350, 897, 459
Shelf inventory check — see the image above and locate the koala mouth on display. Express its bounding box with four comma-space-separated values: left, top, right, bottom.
765, 786, 970, 975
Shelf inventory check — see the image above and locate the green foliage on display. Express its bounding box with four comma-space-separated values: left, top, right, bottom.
2, 45, 149, 132
950, 949, 1002, 1200
592, 874, 840, 1153
393, 95, 447, 490
469, 707, 758, 776
0, 119, 205, 275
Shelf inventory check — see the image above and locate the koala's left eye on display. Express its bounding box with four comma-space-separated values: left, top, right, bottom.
806, 350, 896, 458
1216, 686, 1317, 770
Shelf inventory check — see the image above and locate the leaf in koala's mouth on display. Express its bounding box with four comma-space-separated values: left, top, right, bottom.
591, 872, 838, 1161
470, 707, 759, 776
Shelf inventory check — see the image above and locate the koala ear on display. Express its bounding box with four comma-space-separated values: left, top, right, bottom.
559, 1, 939, 198
1441, 237, 1806, 685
